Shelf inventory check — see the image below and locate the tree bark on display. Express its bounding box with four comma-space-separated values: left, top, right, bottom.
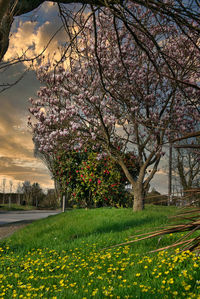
0, 1, 10, 22
0, 0, 12, 61
132, 182, 145, 211
118, 158, 146, 211
168, 142, 172, 206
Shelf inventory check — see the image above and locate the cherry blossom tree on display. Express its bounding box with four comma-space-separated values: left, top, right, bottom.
1, 0, 200, 67
28, 8, 200, 211
1, 1, 200, 95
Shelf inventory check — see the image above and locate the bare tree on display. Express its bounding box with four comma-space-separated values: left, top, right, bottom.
21, 180, 32, 205
9, 179, 13, 208
2, 178, 6, 204
173, 138, 200, 194
16, 182, 23, 204
31, 182, 44, 207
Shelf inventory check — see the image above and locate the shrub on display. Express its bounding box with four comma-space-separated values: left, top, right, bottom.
52, 150, 137, 208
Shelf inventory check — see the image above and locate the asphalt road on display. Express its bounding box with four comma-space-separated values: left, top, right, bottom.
0, 210, 61, 226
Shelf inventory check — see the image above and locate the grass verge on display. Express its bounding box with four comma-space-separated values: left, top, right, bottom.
0, 204, 37, 211
0, 205, 199, 298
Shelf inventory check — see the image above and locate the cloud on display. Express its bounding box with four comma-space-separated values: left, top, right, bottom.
0, 90, 33, 159
4, 13, 66, 65
0, 65, 54, 191
0, 156, 53, 192
4, 21, 37, 61
41, 2, 57, 13
4, 1, 85, 69
0, 124, 54, 190
0, 2, 83, 192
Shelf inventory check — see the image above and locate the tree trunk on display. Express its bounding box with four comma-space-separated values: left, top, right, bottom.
117, 158, 145, 211
133, 183, 145, 211
0, 0, 13, 61
9, 194, 11, 208
168, 142, 172, 206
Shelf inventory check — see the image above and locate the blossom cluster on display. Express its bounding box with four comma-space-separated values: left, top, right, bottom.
28, 8, 199, 156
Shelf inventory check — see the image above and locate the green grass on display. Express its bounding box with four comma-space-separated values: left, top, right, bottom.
0, 205, 199, 298
0, 204, 37, 211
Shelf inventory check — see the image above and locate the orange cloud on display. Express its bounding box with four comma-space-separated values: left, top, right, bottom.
5, 20, 66, 65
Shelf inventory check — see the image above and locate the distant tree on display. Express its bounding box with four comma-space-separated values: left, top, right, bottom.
173, 137, 200, 194
16, 182, 23, 193
2, 178, 6, 204
16, 182, 23, 205
22, 181, 32, 205
9, 179, 13, 208
31, 182, 44, 207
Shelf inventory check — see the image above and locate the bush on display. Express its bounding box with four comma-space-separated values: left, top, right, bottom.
52, 149, 137, 208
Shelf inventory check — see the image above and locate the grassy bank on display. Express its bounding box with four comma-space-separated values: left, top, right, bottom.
0, 206, 199, 298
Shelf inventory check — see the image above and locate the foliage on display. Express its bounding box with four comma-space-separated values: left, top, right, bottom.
52, 150, 86, 199
52, 150, 138, 208
73, 152, 135, 208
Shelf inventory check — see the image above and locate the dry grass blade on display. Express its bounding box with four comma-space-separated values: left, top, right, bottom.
149, 238, 196, 253
106, 204, 200, 253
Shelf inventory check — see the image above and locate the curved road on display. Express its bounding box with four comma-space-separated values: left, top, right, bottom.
0, 210, 61, 226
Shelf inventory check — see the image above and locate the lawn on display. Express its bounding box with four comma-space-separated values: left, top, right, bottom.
0, 205, 199, 298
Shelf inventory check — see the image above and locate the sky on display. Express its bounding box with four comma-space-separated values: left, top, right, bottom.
0, 1, 170, 194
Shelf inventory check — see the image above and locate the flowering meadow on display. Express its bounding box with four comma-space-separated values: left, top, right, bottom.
0, 207, 199, 298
